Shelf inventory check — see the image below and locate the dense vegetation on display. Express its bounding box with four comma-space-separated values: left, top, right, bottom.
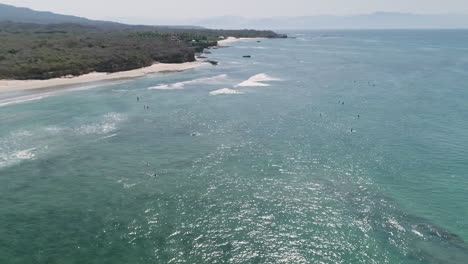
0, 22, 285, 80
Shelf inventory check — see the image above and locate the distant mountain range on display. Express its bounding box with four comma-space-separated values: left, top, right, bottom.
0, 3, 124, 27
115, 13, 468, 30
0, 3, 202, 29
2, 2, 468, 30
189, 13, 468, 29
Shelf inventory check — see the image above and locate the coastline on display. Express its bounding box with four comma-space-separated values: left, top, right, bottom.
218, 37, 267, 46
0, 37, 267, 95
0, 61, 207, 94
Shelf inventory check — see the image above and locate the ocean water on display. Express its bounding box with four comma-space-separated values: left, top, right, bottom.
0, 30, 467, 263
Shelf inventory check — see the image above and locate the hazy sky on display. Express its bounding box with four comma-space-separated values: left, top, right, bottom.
2, 0, 468, 19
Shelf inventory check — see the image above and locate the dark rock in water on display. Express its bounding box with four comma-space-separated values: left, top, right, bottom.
206, 60, 218, 65
204, 51, 212, 54
243, 55, 251, 58
197, 56, 207, 59
257, 40, 261, 42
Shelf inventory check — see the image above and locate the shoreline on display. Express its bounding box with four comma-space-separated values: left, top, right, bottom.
0, 61, 207, 94
0, 37, 267, 95
218, 37, 267, 46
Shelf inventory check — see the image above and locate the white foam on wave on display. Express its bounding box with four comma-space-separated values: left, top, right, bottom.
45, 113, 125, 137
0, 95, 45, 107
209, 88, 243, 96
0, 148, 38, 168
148, 74, 228, 90
12, 148, 37, 160
43, 126, 65, 134
412, 229, 424, 238
0, 83, 104, 108
388, 217, 406, 232
75, 113, 126, 135
0, 113, 126, 169
97, 133, 119, 141
235, 73, 282, 87
0, 130, 42, 168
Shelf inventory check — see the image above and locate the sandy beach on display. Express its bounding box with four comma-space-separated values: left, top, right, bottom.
0, 37, 264, 94
0, 61, 207, 94
218, 37, 267, 46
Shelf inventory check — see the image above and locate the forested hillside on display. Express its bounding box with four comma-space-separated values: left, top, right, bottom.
0, 3, 285, 79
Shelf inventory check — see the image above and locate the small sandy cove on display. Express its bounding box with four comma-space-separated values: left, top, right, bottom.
218, 37, 266, 45
0, 61, 207, 94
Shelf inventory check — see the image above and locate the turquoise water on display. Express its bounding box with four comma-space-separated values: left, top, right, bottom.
1, 30, 467, 263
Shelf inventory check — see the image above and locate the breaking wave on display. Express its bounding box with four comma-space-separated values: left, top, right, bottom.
236, 73, 282, 87
74, 113, 126, 135
0, 112, 126, 169
149, 74, 228, 90
209, 88, 244, 96
0, 130, 41, 168
0, 95, 45, 108
0, 84, 104, 108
